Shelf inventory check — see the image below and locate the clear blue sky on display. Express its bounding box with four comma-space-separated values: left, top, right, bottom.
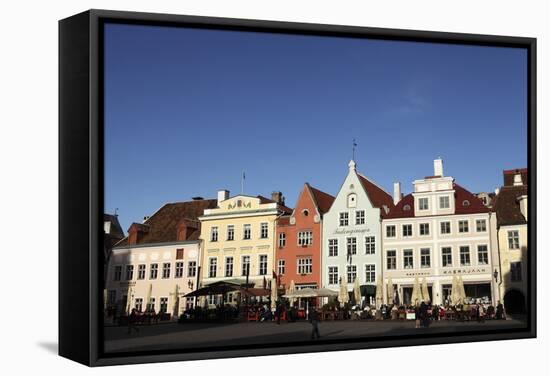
104, 23, 527, 232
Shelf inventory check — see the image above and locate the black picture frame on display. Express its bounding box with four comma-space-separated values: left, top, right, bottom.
59, 9, 537, 367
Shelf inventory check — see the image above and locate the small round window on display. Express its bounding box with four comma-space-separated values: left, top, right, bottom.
302, 209, 309, 216
403, 204, 411, 211
462, 200, 470, 207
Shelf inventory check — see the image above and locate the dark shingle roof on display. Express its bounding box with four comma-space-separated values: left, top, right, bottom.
116, 199, 217, 246
493, 185, 528, 226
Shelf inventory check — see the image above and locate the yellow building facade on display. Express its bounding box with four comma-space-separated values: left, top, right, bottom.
198, 190, 291, 300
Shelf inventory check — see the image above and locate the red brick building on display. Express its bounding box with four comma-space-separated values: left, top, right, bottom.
275, 183, 335, 294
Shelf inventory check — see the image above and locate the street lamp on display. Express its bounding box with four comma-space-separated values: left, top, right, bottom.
188, 279, 194, 290
493, 269, 499, 282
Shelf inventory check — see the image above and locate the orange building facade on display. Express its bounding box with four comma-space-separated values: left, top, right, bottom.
275, 183, 334, 295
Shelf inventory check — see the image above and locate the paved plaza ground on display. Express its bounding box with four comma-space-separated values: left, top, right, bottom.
104, 317, 526, 354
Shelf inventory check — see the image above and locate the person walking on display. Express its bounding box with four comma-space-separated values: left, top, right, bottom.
496, 301, 504, 320
309, 308, 320, 340
127, 308, 140, 334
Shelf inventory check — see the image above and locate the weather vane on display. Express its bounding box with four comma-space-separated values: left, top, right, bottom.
352, 139, 357, 160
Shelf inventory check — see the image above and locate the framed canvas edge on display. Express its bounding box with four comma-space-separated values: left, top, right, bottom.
58, 8, 537, 367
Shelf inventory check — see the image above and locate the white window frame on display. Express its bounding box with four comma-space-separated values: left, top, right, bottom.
476, 219, 487, 232
297, 231, 313, 246
441, 247, 452, 267
328, 266, 339, 285
328, 238, 338, 257
439, 196, 450, 209
418, 197, 429, 211
339, 212, 349, 226
420, 248, 431, 268
278, 232, 286, 247
150, 263, 158, 279
243, 224, 251, 240
508, 230, 520, 249
355, 210, 365, 225
419, 223, 430, 236
477, 244, 489, 265
211, 226, 218, 242
297, 258, 313, 275
241, 255, 250, 276
225, 256, 234, 277
387, 250, 397, 270
347, 265, 357, 283
346, 237, 357, 256
259, 254, 268, 275
402, 224, 413, 237
440, 221, 451, 235
403, 249, 414, 269
386, 225, 396, 238
458, 220, 469, 233
364, 236, 375, 254
208, 257, 217, 278
364, 264, 375, 283
175, 261, 184, 278
459, 246, 471, 266
260, 222, 269, 239
277, 259, 285, 275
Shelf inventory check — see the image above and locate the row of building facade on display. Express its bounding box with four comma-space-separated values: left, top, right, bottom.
104, 159, 529, 317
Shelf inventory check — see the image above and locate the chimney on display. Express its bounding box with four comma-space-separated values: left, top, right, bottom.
217, 189, 229, 205
393, 182, 402, 205
513, 173, 523, 186
271, 191, 284, 205
434, 158, 443, 177
517, 195, 528, 220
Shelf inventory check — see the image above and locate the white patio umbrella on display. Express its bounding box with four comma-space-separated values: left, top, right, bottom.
376, 278, 384, 308
125, 286, 133, 315
145, 283, 152, 311
287, 280, 296, 306
271, 278, 278, 310
172, 284, 180, 318
387, 277, 394, 305
338, 275, 349, 306
353, 277, 362, 306
451, 275, 459, 305
411, 277, 421, 306
458, 276, 467, 303
421, 278, 430, 303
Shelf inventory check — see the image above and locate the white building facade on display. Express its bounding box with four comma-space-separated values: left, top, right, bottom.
382, 159, 499, 306
321, 160, 394, 304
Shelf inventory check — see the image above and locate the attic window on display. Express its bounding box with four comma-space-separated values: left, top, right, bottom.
462, 200, 470, 207
302, 209, 309, 217
403, 204, 411, 211
349, 184, 355, 189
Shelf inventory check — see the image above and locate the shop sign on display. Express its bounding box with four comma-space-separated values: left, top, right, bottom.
442, 267, 488, 275
333, 228, 371, 235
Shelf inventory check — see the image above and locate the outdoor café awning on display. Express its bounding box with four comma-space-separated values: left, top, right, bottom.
183, 281, 269, 298
184, 281, 242, 297
283, 287, 338, 299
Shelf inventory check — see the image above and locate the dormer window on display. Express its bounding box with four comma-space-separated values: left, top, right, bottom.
302, 209, 309, 217
462, 200, 470, 207
347, 193, 357, 208
403, 204, 411, 211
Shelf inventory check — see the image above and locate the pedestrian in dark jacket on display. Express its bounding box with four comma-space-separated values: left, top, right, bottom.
309, 309, 320, 339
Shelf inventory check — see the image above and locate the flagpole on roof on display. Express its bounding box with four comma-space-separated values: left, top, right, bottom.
352, 139, 357, 161
241, 171, 245, 194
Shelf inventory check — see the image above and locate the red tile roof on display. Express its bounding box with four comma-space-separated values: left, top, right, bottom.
357, 174, 394, 210
307, 184, 335, 215
383, 183, 489, 219
453, 183, 490, 215
116, 199, 218, 246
